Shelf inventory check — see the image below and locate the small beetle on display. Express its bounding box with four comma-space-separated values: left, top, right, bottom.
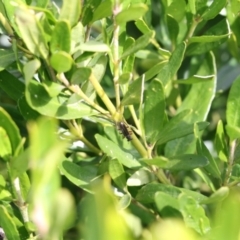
117, 121, 132, 141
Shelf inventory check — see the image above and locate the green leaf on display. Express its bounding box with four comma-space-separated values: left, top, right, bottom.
50, 20, 71, 53
0, 107, 22, 156
143, 154, 208, 171
115, 4, 148, 24
75, 41, 110, 52
166, 0, 186, 21
127, 168, 155, 186
226, 76, 240, 129
15, 7, 49, 59
121, 61, 167, 106
18, 95, 40, 120
0, 49, 19, 71
0, 70, 25, 101
225, 125, 240, 141
23, 58, 41, 82
196, 139, 221, 179
90, 0, 113, 23
155, 192, 180, 217
201, 0, 227, 20
158, 110, 209, 145
71, 67, 92, 85
136, 182, 207, 204
166, 15, 179, 44
95, 134, 141, 168
135, 18, 151, 34
59, 0, 81, 27
60, 161, 98, 192
121, 31, 154, 59
50, 51, 73, 73
201, 187, 229, 204
189, 34, 230, 43
179, 194, 211, 235
143, 79, 165, 143
0, 205, 21, 240
117, 193, 131, 210
165, 52, 216, 156
109, 158, 126, 189
25, 79, 99, 119
163, 154, 208, 171
175, 75, 214, 84
157, 42, 186, 87
0, 127, 11, 161
187, 19, 229, 55
214, 120, 228, 162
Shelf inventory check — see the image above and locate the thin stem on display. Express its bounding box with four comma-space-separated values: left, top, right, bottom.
88, 73, 121, 121
224, 140, 237, 185
112, 1, 121, 109
57, 73, 109, 116
128, 105, 142, 135
185, 15, 202, 42
70, 120, 102, 155
12, 177, 30, 223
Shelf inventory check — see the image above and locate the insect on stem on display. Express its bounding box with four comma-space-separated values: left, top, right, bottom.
117, 121, 132, 141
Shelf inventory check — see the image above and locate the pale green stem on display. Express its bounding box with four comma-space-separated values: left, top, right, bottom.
224, 140, 237, 185
57, 73, 109, 116
112, 1, 121, 109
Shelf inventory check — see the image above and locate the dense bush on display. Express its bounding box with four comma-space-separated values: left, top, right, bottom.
1, 0, 240, 239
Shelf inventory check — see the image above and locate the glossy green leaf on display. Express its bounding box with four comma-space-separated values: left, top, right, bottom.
179, 194, 211, 235
189, 34, 230, 43
165, 52, 216, 156
0, 49, 18, 71
118, 72, 132, 84
214, 120, 228, 162
166, 0, 186, 21
155, 192, 180, 217
71, 67, 91, 85
201, 0, 227, 20
121, 61, 167, 106
166, 15, 179, 44
225, 125, 240, 141
95, 134, 141, 168
136, 182, 207, 204
0, 127, 11, 161
141, 156, 168, 168
15, 7, 49, 59
187, 19, 229, 55
60, 161, 98, 191
163, 154, 208, 171
50, 51, 73, 73
25, 80, 99, 119
117, 193, 131, 210
158, 110, 209, 145
135, 18, 151, 34
157, 42, 186, 87
175, 75, 214, 84
196, 139, 221, 179
143, 79, 165, 143
18, 95, 40, 120
109, 158, 126, 189
115, 4, 148, 24
127, 168, 155, 186
226, 76, 240, 129
50, 20, 71, 53
201, 187, 229, 204
90, 0, 112, 23
0, 205, 21, 240
0, 70, 25, 101
188, 0, 196, 14
23, 58, 41, 83
121, 31, 154, 59
59, 0, 81, 26
75, 41, 110, 52
0, 107, 22, 156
